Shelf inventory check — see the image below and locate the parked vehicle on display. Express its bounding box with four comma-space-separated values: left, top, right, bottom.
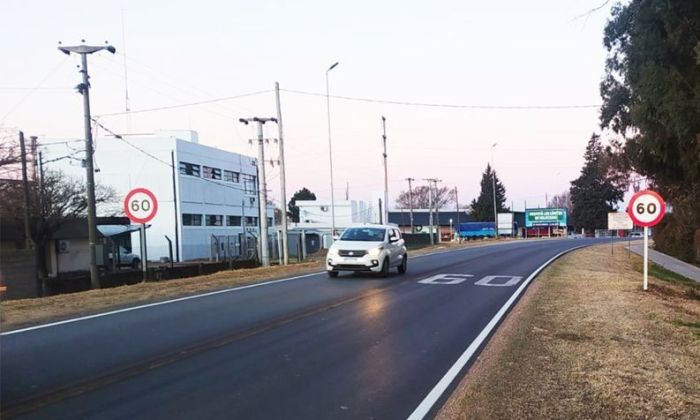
457, 222, 496, 239
108, 246, 141, 269
326, 224, 407, 277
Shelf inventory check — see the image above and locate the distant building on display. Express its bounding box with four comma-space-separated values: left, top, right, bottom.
389, 209, 472, 240
44, 130, 274, 261
293, 199, 378, 231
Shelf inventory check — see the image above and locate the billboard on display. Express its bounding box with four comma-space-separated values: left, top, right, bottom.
497, 212, 514, 235
608, 212, 633, 230
525, 208, 567, 227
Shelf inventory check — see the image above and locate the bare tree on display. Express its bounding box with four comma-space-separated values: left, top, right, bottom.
0, 169, 116, 290
395, 185, 454, 210
548, 191, 572, 211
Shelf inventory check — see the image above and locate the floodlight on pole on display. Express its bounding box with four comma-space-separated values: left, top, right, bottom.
58, 40, 116, 290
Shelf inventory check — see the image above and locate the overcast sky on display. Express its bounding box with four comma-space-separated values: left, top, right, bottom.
0, 0, 618, 211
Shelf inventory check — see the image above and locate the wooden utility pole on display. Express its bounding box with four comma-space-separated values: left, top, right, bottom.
19, 131, 33, 249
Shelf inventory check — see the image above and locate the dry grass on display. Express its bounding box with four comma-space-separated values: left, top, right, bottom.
438, 243, 700, 420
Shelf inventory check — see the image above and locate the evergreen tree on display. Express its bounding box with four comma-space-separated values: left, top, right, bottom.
470, 164, 508, 221
600, 0, 700, 262
569, 134, 625, 232
287, 187, 316, 223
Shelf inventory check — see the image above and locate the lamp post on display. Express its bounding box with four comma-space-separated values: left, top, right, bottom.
58, 41, 116, 290
326, 61, 339, 239
449, 218, 453, 241
491, 142, 498, 239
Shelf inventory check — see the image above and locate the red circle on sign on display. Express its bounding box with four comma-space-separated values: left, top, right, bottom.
627, 190, 665, 227
123, 187, 159, 224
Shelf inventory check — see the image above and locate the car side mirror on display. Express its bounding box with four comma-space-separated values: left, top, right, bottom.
389, 236, 398, 243
332, 235, 339, 241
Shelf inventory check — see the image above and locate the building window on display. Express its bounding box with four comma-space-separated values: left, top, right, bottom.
206, 215, 224, 226
242, 174, 257, 194
224, 170, 240, 183
267, 217, 273, 226
179, 162, 200, 177
182, 213, 202, 226
244, 216, 258, 226
226, 215, 241, 226
203, 166, 221, 180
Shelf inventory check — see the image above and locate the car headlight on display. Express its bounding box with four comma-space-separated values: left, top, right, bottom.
327, 248, 338, 256
368, 247, 384, 257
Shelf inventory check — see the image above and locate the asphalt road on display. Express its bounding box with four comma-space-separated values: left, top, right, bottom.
1, 238, 602, 419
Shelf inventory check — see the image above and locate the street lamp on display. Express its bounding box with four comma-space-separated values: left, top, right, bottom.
326, 61, 339, 238
491, 142, 498, 239
449, 218, 453, 241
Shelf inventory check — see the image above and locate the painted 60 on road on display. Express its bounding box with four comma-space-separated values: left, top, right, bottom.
124, 187, 159, 224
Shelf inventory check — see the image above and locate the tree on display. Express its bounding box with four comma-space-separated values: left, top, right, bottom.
600, 0, 700, 262
395, 185, 454, 210
0, 169, 116, 292
548, 191, 572, 212
469, 164, 508, 221
569, 134, 625, 233
287, 187, 316, 223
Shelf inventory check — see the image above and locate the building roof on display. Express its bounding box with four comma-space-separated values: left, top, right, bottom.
53, 217, 132, 239
388, 211, 472, 227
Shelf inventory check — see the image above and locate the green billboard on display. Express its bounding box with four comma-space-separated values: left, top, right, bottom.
525, 208, 567, 227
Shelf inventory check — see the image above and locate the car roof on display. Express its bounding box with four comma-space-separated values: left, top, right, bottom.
344, 224, 397, 229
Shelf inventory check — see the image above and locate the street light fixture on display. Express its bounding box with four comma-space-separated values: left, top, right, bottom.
326, 61, 339, 238
491, 142, 498, 239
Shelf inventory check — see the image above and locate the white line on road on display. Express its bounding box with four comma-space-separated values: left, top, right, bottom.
1, 271, 323, 336
1, 239, 577, 336
406, 244, 588, 420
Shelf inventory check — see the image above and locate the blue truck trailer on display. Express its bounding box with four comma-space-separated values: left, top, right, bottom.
457, 222, 496, 239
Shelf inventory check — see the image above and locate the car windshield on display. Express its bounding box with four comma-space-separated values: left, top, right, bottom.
339, 228, 386, 242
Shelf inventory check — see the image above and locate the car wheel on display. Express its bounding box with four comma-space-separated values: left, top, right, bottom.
131, 258, 140, 270
397, 254, 407, 274
327, 270, 339, 278
380, 257, 390, 278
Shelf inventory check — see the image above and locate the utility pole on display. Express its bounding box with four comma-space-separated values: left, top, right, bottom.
59, 41, 116, 290
406, 177, 415, 233
274, 82, 289, 265
455, 187, 461, 240
170, 150, 180, 262
239, 117, 277, 267
381, 116, 389, 226
19, 132, 32, 250
326, 61, 339, 238
424, 178, 440, 245
490, 142, 498, 240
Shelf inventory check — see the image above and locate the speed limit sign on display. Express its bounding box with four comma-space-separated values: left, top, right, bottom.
627, 190, 665, 227
124, 187, 159, 224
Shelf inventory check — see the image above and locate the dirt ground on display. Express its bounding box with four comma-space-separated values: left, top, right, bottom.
437, 243, 700, 419
0, 236, 534, 331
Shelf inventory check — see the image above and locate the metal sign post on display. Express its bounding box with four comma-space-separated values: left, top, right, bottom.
627, 190, 666, 291
124, 188, 159, 281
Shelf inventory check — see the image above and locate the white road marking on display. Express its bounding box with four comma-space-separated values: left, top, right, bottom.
418, 274, 474, 285
406, 244, 588, 420
474, 275, 523, 287
0, 271, 323, 336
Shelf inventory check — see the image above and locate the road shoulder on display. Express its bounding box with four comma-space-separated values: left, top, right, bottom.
437, 243, 700, 419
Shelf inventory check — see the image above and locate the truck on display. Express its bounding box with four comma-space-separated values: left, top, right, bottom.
457, 222, 496, 239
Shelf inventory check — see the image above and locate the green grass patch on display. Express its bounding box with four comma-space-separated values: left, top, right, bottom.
673, 320, 700, 338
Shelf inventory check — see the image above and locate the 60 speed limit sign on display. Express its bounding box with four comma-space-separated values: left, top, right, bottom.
627, 190, 666, 227
124, 187, 159, 224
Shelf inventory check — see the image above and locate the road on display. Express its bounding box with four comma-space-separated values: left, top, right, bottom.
1, 238, 601, 419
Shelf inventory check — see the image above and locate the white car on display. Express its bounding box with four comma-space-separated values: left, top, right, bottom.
326, 225, 408, 278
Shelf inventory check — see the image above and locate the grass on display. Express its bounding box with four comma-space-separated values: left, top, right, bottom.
437, 243, 700, 420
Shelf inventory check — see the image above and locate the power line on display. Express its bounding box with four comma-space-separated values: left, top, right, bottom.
280, 88, 600, 110
94, 89, 273, 117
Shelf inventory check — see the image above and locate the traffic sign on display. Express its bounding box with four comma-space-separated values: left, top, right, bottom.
124, 187, 159, 224
608, 212, 633, 230
627, 190, 665, 227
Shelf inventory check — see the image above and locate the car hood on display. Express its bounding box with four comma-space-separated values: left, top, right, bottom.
331, 240, 384, 250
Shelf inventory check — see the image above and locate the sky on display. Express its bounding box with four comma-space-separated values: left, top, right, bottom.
0, 0, 621, 212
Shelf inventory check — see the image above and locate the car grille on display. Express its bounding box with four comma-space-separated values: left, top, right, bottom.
338, 249, 367, 257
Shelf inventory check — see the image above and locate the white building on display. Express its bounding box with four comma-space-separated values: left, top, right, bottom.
44, 130, 274, 261
293, 200, 378, 231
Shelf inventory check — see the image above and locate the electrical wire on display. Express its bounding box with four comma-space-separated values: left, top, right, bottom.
280, 88, 601, 110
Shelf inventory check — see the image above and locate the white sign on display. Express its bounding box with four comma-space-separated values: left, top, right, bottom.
497, 213, 514, 235
607, 212, 633, 230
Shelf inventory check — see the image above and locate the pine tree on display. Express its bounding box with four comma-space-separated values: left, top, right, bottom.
287, 188, 316, 223
470, 164, 508, 221
569, 134, 625, 233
